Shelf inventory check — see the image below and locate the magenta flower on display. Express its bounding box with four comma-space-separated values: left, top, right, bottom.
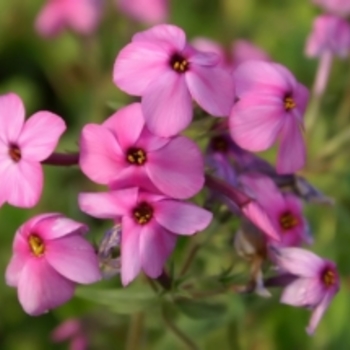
79, 188, 213, 285
272, 247, 339, 335
229, 61, 309, 174
80, 103, 204, 199
5, 213, 101, 315
0, 93, 66, 208
313, 0, 350, 16
116, 0, 168, 24
35, 0, 103, 37
113, 24, 234, 137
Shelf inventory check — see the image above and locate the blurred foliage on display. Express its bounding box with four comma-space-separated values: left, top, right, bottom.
0, 0, 350, 349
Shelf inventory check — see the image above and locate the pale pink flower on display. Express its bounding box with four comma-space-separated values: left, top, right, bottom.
272, 247, 339, 335
229, 61, 309, 174
5, 213, 101, 315
0, 93, 66, 208
113, 24, 234, 137
116, 0, 168, 24
80, 103, 204, 199
313, 0, 350, 16
79, 188, 213, 285
35, 0, 103, 37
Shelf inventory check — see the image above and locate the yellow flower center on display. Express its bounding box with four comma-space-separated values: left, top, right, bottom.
284, 96, 296, 111
8, 144, 21, 162
133, 202, 153, 225
170, 53, 189, 73
29, 234, 45, 257
279, 212, 298, 231
126, 148, 147, 166
322, 268, 336, 287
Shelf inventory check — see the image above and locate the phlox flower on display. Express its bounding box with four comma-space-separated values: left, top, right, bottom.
229, 61, 309, 174
113, 24, 234, 137
79, 188, 213, 285
313, 0, 350, 16
272, 247, 339, 335
5, 213, 101, 315
0, 93, 66, 208
35, 0, 103, 37
116, 0, 168, 24
80, 103, 204, 199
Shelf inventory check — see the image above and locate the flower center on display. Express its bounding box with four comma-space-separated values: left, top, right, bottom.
170, 53, 189, 73
279, 212, 298, 231
284, 96, 296, 111
28, 234, 45, 257
211, 136, 229, 153
126, 148, 147, 166
322, 268, 336, 287
8, 144, 21, 162
133, 202, 153, 225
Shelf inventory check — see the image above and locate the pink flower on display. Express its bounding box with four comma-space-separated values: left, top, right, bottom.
113, 24, 234, 137
0, 93, 66, 208
306, 15, 350, 58
229, 61, 309, 174
272, 247, 339, 335
79, 188, 213, 285
313, 0, 350, 16
35, 0, 103, 37
80, 103, 204, 199
116, 0, 168, 24
5, 213, 101, 315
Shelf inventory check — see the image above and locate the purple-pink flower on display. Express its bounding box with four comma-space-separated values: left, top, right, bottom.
5, 213, 101, 315
229, 61, 309, 174
35, 0, 103, 37
272, 247, 339, 335
116, 0, 168, 24
313, 0, 350, 16
80, 103, 205, 199
113, 24, 234, 137
79, 188, 213, 285
0, 93, 66, 208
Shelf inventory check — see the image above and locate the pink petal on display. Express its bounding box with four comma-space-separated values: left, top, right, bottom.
46, 234, 101, 284
136, 128, 170, 152
142, 71, 192, 137
229, 94, 284, 152
103, 103, 145, 150
18, 111, 66, 161
146, 136, 204, 199
186, 66, 234, 116
121, 216, 142, 286
35, 1, 65, 37
0, 93, 25, 144
18, 258, 75, 316
273, 247, 324, 277
294, 83, 309, 117
78, 188, 138, 219
79, 124, 124, 184
188, 50, 221, 66
113, 41, 169, 95
139, 222, 176, 278
5, 252, 27, 287
7, 160, 43, 208
51, 319, 81, 341
0, 155, 15, 206
154, 200, 212, 235
277, 117, 306, 174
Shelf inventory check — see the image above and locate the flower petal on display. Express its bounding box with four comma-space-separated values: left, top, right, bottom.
140, 222, 176, 278
154, 200, 212, 235
46, 234, 101, 284
186, 66, 234, 116
35, 1, 65, 37
5, 252, 27, 287
142, 71, 192, 137
18, 111, 66, 161
18, 258, 75, 315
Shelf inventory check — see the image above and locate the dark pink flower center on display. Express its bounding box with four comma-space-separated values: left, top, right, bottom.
28, 234, 45, 257
284, 96, 296, 111
170, 53, 189, 73
133, 202, 153, 225
321, 268, 336, 288
279, 211, 298, 231
8, 144, 21, 162
126, 148, 147, 166
210, 136, 229, 153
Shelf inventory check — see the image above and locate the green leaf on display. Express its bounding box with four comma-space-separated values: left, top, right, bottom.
76, 286, 159, 315
175, 298, 226, 320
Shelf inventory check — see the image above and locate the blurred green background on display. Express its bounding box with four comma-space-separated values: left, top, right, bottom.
0, 0, 350, 349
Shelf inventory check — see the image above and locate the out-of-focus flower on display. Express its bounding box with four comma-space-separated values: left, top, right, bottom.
79, 188, 212, 285
229, 61, 309, 174
272, 247, 339, 335
51, 318, 88, 350
5, 214, 101, 315
313, 0, 350, 16
80, 103, 204, 199
0, 93, 66, 208
113, 24, 234, 137
35, 0, 103, 37
116, 0, 168, 24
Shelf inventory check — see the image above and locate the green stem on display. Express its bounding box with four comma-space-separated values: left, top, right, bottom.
126, 313, 144, 350
179, 243, 201, 277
